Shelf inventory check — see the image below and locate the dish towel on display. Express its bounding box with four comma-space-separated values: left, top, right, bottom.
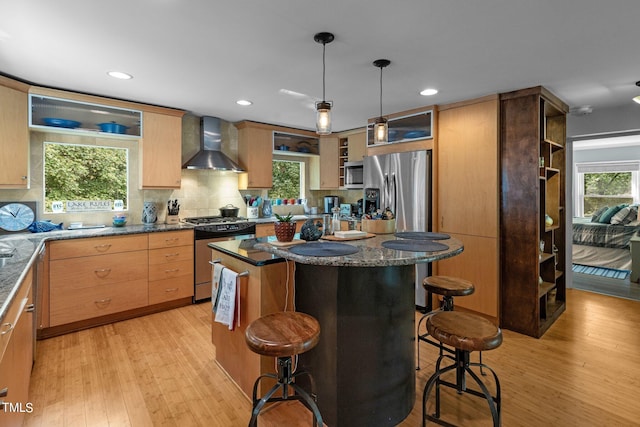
214, 268, 239, 330
212, 263, 225, 313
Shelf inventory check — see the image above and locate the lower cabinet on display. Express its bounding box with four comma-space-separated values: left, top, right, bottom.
49, 249, 148, 326
148, 230, 194, 305
45, 230, 194, 333
0, 267, 34, 426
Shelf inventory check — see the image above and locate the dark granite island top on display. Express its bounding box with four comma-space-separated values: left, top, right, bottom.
255, 234, 463, 427
207, 236, 287, 266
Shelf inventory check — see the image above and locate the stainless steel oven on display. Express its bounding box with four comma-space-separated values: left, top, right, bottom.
184, 217, 256, 302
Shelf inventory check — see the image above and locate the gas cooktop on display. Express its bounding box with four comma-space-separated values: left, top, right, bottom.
184, 216, 250, 225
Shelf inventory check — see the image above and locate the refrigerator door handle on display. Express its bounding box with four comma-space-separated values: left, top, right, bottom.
392, 173, 398, 215
383, 174, 389, 210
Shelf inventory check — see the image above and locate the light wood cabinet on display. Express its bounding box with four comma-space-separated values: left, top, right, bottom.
49, 235, 149, 326
310, 135, 339, 189
347, 131, 366, 162
255, 223, 273, 238
0, 76, 29, 189
210, 249, 294, 399
0, 267, 34, 425
500, 86, 568, 338
236, 121, 273, 189
148, 230, 194, 305
435, 96, 500, 320
140, 111, 184, 189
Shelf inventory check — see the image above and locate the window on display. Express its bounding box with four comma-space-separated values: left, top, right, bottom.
44, 142, 129, 213
269, 160, 303, 199
574, 161, 640, 217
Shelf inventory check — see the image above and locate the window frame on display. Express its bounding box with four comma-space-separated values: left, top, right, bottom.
42, 141, 130, 214
574, 160, 640, 217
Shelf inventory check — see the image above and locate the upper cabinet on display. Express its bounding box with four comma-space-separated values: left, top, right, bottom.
140, 111, 183, 189
29, 93, 142, 138
367, 108, 433, 146
28, 86, 184, 189
236, 121, 322, 189
366, 106, 436, 156
310, 135, 340, 189
236, 121, 274, 189
0, 76, 30, 189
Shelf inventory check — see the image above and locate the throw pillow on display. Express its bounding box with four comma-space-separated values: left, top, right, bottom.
591, 206, 608, 222
610, 206, 636, 225
597, 205, 625, 224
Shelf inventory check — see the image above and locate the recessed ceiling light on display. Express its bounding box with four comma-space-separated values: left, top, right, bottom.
420, 88, 438, 96
236, 99, 253, 106
634, 95, 640, 105
107, 71, 133, 80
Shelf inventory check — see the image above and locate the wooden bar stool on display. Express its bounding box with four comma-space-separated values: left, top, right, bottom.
422, 311, 503, 427
416, 276, 475, 370
245, 311, 323, 427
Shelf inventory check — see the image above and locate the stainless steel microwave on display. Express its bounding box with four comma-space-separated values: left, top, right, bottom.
344, 161, 364, 189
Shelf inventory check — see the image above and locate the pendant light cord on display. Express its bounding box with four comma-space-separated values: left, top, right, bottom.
322, 43, 326, 102
379, 66, 383, 117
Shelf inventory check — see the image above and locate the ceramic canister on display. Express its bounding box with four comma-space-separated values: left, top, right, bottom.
142, 201, 158, 224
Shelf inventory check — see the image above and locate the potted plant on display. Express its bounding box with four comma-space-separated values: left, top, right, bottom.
274, 212, 297, 242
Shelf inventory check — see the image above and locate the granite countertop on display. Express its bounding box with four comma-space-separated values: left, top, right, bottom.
255, 234, 464, 267
208, 236, 288, 266
0, 223, 194, 325
252, 214, 325, 224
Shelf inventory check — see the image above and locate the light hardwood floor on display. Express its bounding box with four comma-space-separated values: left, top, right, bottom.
25, 288, 640, 426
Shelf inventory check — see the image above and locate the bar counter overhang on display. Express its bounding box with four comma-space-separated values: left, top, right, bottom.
255, 235, 463, 427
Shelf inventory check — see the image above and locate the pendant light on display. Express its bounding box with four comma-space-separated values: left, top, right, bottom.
314, 32, 334, 135
373, 59, 391, 144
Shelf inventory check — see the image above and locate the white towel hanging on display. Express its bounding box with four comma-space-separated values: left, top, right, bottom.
214, 268, 239, 330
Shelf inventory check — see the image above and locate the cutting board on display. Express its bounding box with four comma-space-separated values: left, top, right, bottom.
269, 239, 307, 247
321, 233, 376, 241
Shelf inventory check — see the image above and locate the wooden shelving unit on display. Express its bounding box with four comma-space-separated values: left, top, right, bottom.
500, 86, 568, 338
338, 137, 348, 187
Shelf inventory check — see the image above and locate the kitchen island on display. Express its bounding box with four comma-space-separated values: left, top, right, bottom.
255, 234, 463, 427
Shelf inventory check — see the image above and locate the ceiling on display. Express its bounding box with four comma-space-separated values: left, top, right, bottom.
1, 0, 640, 133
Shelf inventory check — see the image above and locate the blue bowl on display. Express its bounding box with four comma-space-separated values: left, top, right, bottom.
98, 122, 129, 134
43, 117, 81, 129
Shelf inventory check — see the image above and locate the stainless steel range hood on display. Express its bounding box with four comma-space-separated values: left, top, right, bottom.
183, 116, 244, 171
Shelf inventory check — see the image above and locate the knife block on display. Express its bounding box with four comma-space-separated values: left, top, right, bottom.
165, 214, 180, 225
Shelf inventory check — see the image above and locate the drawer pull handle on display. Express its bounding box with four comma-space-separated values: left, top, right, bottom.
26, 304, 35, 313
165, 252, 180, 258
94, 268, 112, 277
94, 298, 112, 306
0, 388, 7, 398
165, 238, 179, 243
94, 244, 112, 252
165, 268, 180, 273
165, 288, 179, 293
0, 323, 13, 335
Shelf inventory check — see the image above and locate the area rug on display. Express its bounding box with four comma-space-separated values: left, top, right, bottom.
572, 263, 630, 280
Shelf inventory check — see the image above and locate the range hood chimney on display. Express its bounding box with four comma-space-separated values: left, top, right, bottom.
183, 116, 244, 171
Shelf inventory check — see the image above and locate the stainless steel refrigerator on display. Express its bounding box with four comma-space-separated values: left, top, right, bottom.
363, 150, 431, 307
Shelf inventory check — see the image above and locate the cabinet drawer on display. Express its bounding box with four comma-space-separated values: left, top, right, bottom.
149, 245, 193, 265
148, 259, 192, 282
50, 251, 148, 290
49, 235, 148, 260
50, 279, 148, 326
149, 275, 193, 305
148, 230, 193, 249
0, 269, 32, 361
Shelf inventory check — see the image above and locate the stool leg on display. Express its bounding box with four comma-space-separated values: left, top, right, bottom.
422, 363, 457, 426
465, 364, 501, 427
249, 382, 284, 427
290, 383, 324, 427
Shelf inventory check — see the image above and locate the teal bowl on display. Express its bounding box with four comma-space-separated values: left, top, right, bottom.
112, 219, 127, 227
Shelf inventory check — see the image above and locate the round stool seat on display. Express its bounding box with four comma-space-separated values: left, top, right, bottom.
427, 311, 502, 352
423, 275, 475, 297
245, 311, 320, 358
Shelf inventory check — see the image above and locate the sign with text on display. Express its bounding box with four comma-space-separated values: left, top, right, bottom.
66, 200, 112, 212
